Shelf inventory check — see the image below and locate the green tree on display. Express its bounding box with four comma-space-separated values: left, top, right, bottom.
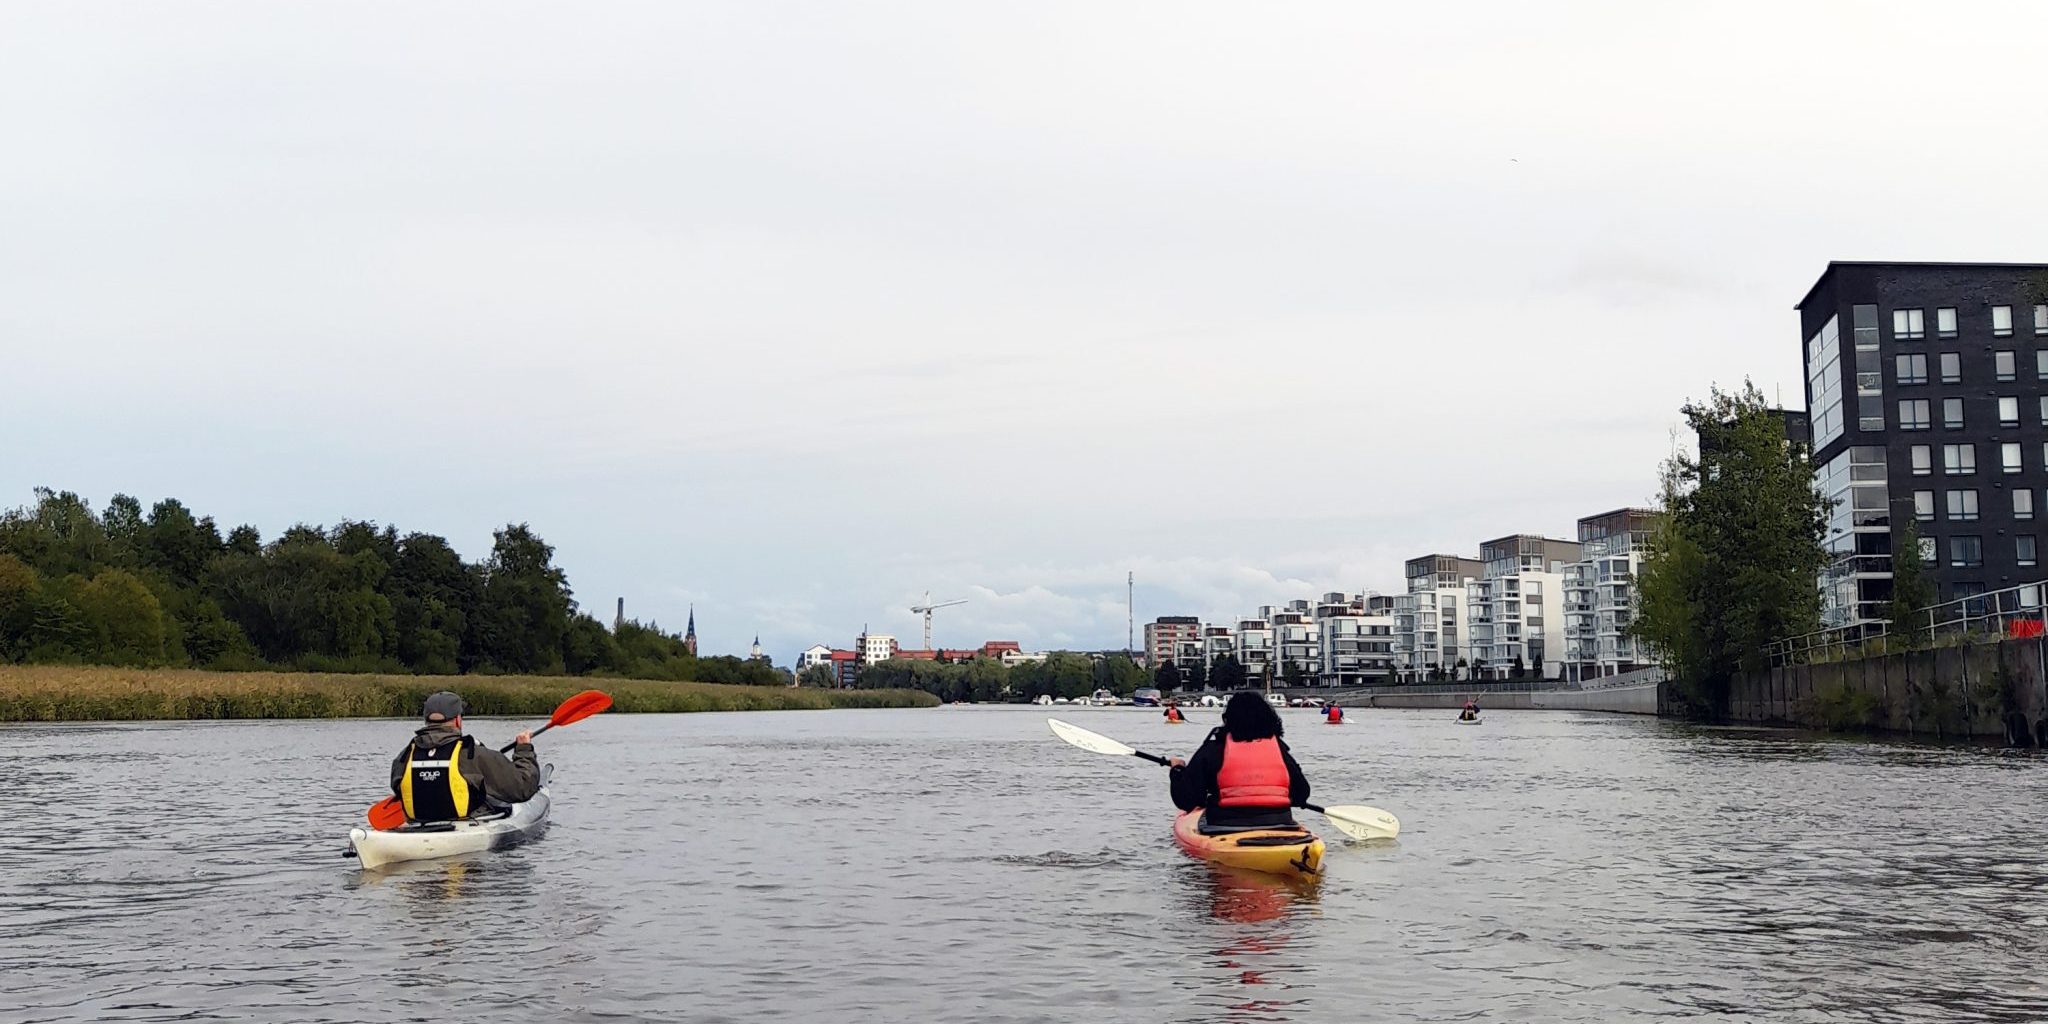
1185, 656, 1208, 691
798, 663, 837, 688
0, 554, 41, 661
1633, 382, 1829, 715
469, 524, 572, 674
1210, 653, 1247, 691
69, 568, 168, 665
1153, 659, 1181, 693
1280, 658, 1312, 688
1888, 518, 1936, 648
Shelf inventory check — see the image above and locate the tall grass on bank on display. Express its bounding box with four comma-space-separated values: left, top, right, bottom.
0, 665, 939, 722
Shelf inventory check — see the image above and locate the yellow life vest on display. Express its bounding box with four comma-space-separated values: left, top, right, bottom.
400, 736, 472, 822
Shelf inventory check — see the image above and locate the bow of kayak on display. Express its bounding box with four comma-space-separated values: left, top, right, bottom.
1173, 811, 1324, 883
349, 765, 554, 871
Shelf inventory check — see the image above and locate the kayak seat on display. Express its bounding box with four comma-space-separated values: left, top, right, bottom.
399, 806, 513, 832
1197, 810, 1304, 835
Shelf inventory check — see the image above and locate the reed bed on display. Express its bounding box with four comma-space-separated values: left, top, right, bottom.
0, 665, 938, 721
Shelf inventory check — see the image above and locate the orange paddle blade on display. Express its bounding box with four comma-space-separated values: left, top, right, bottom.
366, 796, 406, 830
550, 689, 613, 727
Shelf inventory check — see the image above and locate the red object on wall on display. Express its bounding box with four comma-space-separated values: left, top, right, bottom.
2007, 618, 2046, 639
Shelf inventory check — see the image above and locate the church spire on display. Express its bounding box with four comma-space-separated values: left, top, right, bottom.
684, 605, 698, 656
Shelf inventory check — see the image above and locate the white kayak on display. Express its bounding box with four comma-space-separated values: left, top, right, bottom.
348, 765, 553, 870
1458, 716, 1482, 725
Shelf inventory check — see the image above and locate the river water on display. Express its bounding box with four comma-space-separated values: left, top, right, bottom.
4, 705, 2047, 1023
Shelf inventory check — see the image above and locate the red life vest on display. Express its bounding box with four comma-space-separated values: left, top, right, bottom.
1215, 737, 1291, 807
1325, 707, 1341, 721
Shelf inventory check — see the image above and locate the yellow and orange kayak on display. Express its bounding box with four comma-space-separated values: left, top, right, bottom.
1173, 811, 1324, 883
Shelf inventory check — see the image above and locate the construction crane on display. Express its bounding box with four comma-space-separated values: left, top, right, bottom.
910, 591, 967, 651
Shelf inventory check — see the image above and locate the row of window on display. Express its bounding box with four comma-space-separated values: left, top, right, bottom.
1910, 487, 2044, 521
1894, 349, 2048, 385
1905, 441, 2048, 475
1913, 533, 2035, 569
1896, 396, 2048, 430
1893, 304, 2048, 341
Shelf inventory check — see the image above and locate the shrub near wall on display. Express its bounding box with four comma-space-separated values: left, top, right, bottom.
0, 665, 938, 722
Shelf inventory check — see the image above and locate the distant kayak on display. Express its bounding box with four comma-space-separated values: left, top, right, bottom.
1164, 718, 1187, 724
1173, 810, 1323, 882
348, 765, 553, 870
1458, 717, 1481, 725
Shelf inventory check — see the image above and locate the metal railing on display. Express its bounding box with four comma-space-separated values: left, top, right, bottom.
1765, 578, 2048, 666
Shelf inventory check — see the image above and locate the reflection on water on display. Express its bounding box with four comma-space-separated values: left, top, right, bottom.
5, 708, 2048, 1022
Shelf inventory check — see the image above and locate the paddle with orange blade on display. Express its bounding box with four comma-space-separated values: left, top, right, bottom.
365, 689, 613, 830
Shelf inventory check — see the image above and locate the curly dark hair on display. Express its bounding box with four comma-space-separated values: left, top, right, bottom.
1222, 690, 1284, 741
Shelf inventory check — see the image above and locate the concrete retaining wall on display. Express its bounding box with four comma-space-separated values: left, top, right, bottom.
1721, 638, 2048, 740
1531, 682, 1659, 715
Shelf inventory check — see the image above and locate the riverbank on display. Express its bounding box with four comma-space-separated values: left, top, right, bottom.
0, 665, 938, 721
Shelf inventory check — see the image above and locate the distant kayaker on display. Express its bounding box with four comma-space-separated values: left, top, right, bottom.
1164, 704, 1186, 723
1167, 691, 1310, 830
1324, 703, 1342, 724
1460, 698, 1479, 721
391, 691, 541, 822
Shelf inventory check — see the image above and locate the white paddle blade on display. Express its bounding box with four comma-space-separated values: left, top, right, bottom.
1047, 718, 1136, 758
1322, 805, 1401, 842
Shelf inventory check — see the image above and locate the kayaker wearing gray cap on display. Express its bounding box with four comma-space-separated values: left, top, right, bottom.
389, 691, 541, 823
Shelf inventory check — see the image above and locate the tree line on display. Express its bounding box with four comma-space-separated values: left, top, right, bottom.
802, 650, 1152, 703
0, 489, 782, 685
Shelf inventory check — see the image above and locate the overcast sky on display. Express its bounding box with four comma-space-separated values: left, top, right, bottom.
5, 2, 2046, 660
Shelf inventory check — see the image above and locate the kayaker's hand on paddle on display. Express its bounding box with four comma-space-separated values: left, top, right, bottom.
1168, 757, 1185, 768
513, 731, 533, 746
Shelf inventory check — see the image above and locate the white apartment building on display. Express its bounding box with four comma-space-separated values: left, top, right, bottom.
1394, 554, 1480, 681
1315, 592, 1396, 686
1201, 625, 1235, 668
795, 644, 834, 674
1233, 614, 1274, 680
1467, 534, 1581, 680
1270, 601, 1320, 681
1562, 508, 1657, 681
858, 632, 899, 665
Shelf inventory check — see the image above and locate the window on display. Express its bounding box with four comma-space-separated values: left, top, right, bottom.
2006, 442, 2025, 473
1914, 490, 1935, 520
1895, 353, 1927, 385
2040, 396, 2048, 426
1900, 399, 1931, 430
2036, 304, 2048, 333
1951, 536, 1983, 568
1994, 305, 2014, 336
2017, 489, 2035, 520
2022, 536, 2039, 568
1948, 490, 1980, 520
1944, 443, 1976, 474
1911, 444, 1932, 475
1940, 352, 1962, 383
1895, 309, 1926, 340
1944, 397, 1965, 428
1919, 536, 1938, 563
2002, 397, 2021, 427
1997, 351, 2017, 381
1937, 307, 1958, 338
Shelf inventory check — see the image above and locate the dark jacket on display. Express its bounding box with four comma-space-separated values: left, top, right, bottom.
1169, 726, 1310, 825
390, 724, 541, 813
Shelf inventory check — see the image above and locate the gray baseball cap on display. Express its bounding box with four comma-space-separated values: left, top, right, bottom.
422, 691, 465, 723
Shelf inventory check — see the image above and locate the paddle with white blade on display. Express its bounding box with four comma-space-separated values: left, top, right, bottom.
1045, 718, 1401, 842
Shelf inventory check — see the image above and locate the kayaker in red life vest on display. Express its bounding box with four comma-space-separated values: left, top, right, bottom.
1164, 704, 1186, 723
1324, 703, 1342, 723
1460, 699, 1480, 721
1167, 691, 1311, 830
389, 691, 541, 823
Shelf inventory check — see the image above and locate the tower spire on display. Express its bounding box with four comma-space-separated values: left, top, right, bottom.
684, 605, 698, 656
